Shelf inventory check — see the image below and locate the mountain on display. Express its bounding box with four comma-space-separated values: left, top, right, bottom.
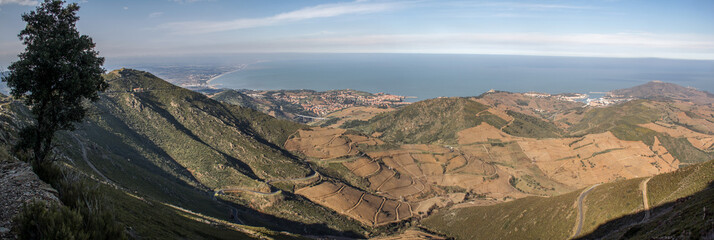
210, 89, 259, 109
3, 73, 712, 239
210, 89, 308, 121
1, 69, 367, 238
345, 97, 507, 144
610, 81, 714, 105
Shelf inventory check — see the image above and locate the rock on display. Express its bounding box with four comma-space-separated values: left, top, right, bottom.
0, 158, 61, 239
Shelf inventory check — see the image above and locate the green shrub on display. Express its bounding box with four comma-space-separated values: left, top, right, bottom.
13, 201, 87, 240
25, 161, 126, 239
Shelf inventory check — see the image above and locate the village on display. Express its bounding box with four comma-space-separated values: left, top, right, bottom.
245, 89, 411, 116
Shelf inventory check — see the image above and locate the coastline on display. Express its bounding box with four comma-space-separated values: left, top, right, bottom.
206, 64, 248, 87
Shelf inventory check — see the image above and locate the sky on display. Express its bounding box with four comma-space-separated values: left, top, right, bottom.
1, 0, 713, 68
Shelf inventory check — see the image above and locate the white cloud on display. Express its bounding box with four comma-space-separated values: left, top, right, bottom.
149, 12, 163, 18
94, 31, 714, 60
0, 0, 38, 6
123, 6, 128, 10
231, 32, 714, 60
159, 0, 407, 34
278, 32, 713, 50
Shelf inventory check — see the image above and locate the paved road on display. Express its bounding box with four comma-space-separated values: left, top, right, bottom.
641, 177, 652, 221
573, 184, 601, 238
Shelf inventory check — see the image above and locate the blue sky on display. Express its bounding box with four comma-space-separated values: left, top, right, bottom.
1, 0, 713, 67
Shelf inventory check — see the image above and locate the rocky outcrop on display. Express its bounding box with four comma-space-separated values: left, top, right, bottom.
0, 158, 60, 239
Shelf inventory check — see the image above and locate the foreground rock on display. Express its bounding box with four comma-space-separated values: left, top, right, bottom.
0, 158, 60, 239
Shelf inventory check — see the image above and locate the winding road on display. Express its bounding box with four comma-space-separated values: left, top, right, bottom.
71, 134, 114, 184
267, 171, 320, 183
216, 188, 282, 196
573, 183, 600, 238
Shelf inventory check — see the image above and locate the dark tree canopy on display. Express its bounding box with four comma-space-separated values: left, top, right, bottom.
2, 0, 107, 162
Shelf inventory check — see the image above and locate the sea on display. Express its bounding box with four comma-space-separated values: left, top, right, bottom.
208, 54, 714, 101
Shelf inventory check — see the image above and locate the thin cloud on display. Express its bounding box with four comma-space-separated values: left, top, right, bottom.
446, 1, 594, 11
159, 0, 408, 34
0, 0, 38, 6
294, 33, 714, 50
149, 12, 163, 18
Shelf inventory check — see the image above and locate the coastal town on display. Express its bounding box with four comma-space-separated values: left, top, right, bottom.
242, 89, 411, 116
523, 91, 631, 107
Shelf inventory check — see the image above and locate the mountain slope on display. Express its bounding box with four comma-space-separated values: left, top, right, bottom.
610, 80, 714, 104
0, 69, 367, 237
422, 159, 714, 240
348, 97, 508, 144
211, 89, 259, 109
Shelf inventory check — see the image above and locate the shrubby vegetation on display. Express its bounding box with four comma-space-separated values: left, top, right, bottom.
13, 160, 126, 240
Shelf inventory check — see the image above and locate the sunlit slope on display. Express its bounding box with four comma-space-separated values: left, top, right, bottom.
347, 97, 566, 144
0, 93, 309, 239
49, 69, 365, 236
94, 69, 310, 190
421, 190, 580, 240
422, 160, 714, 240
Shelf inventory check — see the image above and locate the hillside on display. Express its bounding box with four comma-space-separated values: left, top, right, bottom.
210, 89, 308, 122
3, 73, 713, 239
610, 80, 714, 105
347, 97, 509, 144
421, 159, 714, 240
210, 89, 259, 109
1, 69, 370, 238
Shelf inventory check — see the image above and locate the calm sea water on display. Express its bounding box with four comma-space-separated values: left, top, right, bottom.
210, 54, 714, 101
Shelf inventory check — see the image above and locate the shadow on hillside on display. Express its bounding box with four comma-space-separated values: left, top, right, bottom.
576, 181, 714, 239
220, 193, 364, 238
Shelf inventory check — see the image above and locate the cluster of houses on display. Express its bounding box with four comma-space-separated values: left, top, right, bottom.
272, 90, 409, 116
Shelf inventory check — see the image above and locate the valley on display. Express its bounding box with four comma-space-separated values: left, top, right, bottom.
1, 70, 712, 239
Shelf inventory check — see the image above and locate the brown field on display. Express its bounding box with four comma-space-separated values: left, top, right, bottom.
674, 111, 714, 134
343, 157, 381, 177
518, 131, 678, 187
285, 127, 382, 160
487, 108, 514, 122
473, 92, 583, 121
640, 122, 714, 151
287, 117, 687, 226
296, 181, 412, 226
295, 182, 412, 226
457, 123, 521, 144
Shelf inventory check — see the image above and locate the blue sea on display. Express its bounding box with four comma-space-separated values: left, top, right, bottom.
180, 54, 714, 101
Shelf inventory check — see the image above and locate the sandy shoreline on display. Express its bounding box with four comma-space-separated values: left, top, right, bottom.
206, 64, 247, 87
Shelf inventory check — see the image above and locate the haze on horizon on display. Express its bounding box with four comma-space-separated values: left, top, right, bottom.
1, 0, 713, 69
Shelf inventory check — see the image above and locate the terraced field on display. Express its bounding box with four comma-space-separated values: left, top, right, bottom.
295, 182, 412, 226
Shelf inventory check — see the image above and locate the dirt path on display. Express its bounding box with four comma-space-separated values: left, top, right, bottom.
640, 177, 652, 221
346, 193, 365, 213
71, 135, 114, 184
374, 198, 387, 225
217, 188, 282, 196
266, 171, 319, 183
573, 183, 600, 238
499, 119, 514, 131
